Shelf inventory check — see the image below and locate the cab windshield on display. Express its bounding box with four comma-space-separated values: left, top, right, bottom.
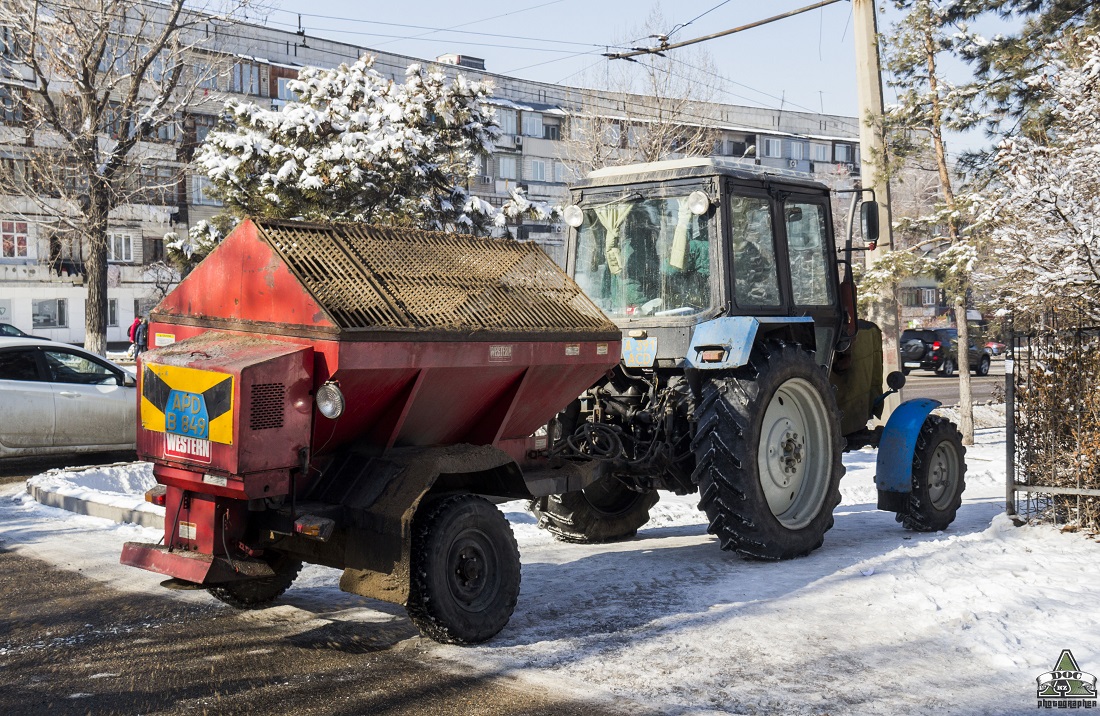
573, 192, 712, 319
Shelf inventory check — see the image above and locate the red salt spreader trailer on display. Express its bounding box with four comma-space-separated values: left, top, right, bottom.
121, 219, 620, 643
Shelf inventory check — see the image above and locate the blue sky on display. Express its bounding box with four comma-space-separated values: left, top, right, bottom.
263, 1, 1010, 153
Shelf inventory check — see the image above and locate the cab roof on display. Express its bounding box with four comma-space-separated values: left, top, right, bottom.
572, 157, 832, 193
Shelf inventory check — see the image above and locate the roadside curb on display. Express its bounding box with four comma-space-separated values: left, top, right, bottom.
26, 478, 164, 530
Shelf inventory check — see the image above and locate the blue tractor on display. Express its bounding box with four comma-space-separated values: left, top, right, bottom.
530, 158, 966, 559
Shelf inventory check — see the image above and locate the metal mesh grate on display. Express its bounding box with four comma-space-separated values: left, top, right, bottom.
250, 383, 285, 431
257, 221, 616, 334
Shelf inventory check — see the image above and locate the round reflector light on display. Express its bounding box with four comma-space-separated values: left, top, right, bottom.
316, 381, 345, 419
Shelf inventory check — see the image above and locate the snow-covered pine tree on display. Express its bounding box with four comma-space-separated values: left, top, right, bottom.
881, 0, 987, 444
976, 35, 1100, 320
198, 56, 550, 238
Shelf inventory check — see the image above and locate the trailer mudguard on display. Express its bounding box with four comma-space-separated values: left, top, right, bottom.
685, 316, 815, 370
875, 398, 941, 506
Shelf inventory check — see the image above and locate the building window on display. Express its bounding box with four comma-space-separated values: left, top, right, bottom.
900, 287, 921, 307
530, 159, 546, 182
922, 288, 938, 306
143, 236, 165, 263
276, 77, 298, 100
811, 143, 830, 162
1, 26, 22, 60
108, 232, 134, 263
108, 298, 118, 327
192, 175, 222, 205
0, 85, 23, 125
835, 144, 853, 163
1, 220, 29, 258
543, 123, 560, 141
790, 142, 804, 161
191, 113, 217, 144
496, 109, 517, 136
230, 61, 259, 95
498, 156, 517, 180
522, 112, 543, 138
763, 138, 782, 158
194, 61, 218, 90
32, 298, 66, 328
146, 117, 177, 143
554, 161, 568, 184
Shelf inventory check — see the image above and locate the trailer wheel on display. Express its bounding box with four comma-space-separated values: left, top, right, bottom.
529, 475, 659, 544
207, 552, 302, 609
407, 494, 521, 645
692, 341, 844, 560
897, 416, 967, 532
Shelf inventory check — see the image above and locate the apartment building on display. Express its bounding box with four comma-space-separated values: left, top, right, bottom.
0, 12, 860, 343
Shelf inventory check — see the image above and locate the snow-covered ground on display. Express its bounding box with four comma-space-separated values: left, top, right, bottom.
3, 426, 1097, 715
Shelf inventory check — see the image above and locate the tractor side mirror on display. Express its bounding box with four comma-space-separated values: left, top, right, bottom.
861, 201, 880, 245
886, 370, 906, 391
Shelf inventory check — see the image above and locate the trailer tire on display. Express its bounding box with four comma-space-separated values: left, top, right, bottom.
692, 341, 844, 560
407, 494, 521, 645
207, 553, 302, 609
897, 416, 967, 532
529, 475, 659, 544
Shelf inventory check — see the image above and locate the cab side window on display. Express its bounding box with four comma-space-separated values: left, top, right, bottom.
0, 350, 41, 381
729, 194, 781, 307
785, 201, 834, 306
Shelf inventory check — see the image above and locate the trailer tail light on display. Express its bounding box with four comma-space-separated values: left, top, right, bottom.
144, 485, 167, 506
294, 515, 336, 542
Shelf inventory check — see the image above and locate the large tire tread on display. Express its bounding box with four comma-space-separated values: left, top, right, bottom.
407, 494, 520, 645
208, 554, 302, 609
529, 476, 659, 544
692, 340, 844, 560
898, 416, 967, 532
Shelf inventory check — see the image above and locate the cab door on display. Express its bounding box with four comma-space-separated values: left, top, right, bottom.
0, 347, 55, 450
778, 195, 841, 369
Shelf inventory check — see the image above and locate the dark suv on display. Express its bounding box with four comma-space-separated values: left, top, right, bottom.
900, 327, 992, 377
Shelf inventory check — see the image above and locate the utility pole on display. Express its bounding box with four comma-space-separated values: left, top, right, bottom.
852, 0, 901, 419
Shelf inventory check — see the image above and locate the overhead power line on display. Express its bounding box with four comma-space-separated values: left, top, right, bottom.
606, 0, 848, 61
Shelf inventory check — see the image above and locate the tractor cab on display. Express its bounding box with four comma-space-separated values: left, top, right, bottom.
563, 158, 849, 372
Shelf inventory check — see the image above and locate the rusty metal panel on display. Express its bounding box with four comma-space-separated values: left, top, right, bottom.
255, 220, 616, 335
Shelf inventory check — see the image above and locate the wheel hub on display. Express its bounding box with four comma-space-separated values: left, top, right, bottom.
757, 378, 834, 529
457, 550, 483, 584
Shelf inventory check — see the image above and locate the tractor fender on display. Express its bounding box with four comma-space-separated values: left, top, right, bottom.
875, 397, 941, 497
685, 316, 815, 370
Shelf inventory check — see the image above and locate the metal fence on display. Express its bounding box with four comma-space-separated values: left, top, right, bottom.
1007, 308, 1100, 530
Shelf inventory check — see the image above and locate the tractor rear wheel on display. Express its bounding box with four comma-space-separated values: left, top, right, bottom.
897, 416, 966, 532
529, 474, 659, 544
407, 494, 521, 645
692, 341, 844, 560
208, 552, 302, 609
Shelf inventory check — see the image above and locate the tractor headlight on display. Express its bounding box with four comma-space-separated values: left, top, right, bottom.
316, 381, 345, 419
687, 190, 711, 215
562, 204, 584, 228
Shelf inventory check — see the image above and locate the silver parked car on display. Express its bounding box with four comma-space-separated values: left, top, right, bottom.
0, 337, 136, 457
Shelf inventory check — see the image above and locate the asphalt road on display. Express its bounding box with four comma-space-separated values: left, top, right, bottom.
899, 361, 1008, 406
0, 546, 637, 716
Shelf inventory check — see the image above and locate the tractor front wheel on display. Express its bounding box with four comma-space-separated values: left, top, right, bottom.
208, 552, 302, 609
407, 494, 521, 645
692, 341, 844, 560
529, 474, 659, 544
897, 416, 967, 532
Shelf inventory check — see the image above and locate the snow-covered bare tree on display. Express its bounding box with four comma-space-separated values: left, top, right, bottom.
198, 56, 553, 239
562, 6, 723, 175
881, 0, 986, 444
976, 35, 1100, 320
0, 0, 254, 355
